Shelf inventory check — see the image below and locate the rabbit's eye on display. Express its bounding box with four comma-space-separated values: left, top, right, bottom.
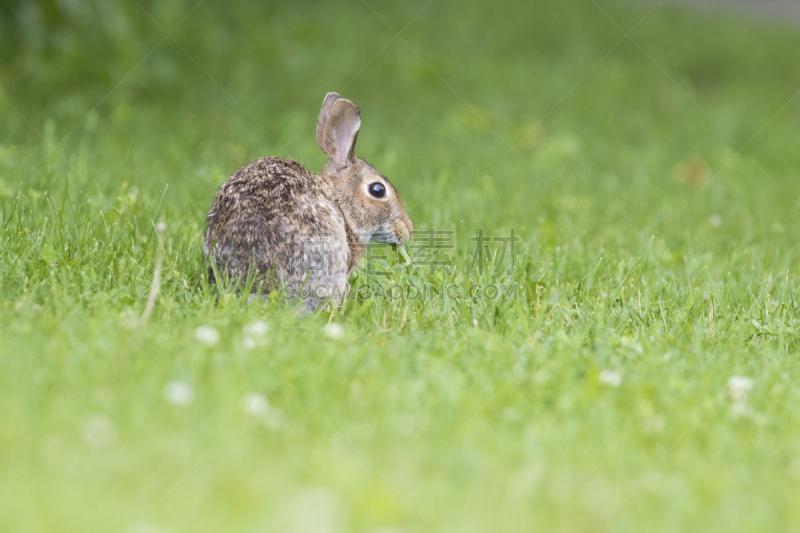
368, 182, 386, 199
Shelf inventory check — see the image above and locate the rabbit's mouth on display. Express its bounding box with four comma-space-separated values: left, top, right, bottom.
370, 228, 400, 244
371, 225, 408, 245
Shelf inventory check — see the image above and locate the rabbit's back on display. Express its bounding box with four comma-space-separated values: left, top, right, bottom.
203, 157, 349, 300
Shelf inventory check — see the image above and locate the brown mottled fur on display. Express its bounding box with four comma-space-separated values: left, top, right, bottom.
202, 93, 412, 310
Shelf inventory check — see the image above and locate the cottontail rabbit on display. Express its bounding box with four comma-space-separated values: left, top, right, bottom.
202, 92, 413, 310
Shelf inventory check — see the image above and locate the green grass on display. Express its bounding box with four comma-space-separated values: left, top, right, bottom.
2, 0, 800, 531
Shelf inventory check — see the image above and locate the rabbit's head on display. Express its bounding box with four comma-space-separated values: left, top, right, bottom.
317, 93, 413, 246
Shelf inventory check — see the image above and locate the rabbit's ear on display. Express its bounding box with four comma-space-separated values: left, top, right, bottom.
316, 93, 361, 170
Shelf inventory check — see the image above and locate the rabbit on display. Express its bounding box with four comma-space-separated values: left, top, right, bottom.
202, 92, 413, 311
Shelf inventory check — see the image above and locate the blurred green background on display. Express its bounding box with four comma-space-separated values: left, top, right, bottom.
2, 0, 800, 532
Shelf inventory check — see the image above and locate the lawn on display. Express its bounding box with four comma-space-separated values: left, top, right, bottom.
2, 0, 800, 531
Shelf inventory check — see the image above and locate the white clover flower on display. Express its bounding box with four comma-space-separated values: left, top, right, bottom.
284, 487, 342, 533
731, 400, 752, 418
243, 321, 269, 349
163, 381, 195, 406
728, 376, 752, 401
323, 322, 345, 340
787, 458, 800, 479
598, 370, 622, 387
243, 321, 269, 338
709, 214, 723, 227
242, 392, 270, 416
83, 416, 115, 448
194, 325, 219, 345
620, 336, 643, 355
533, 369, 551, 384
